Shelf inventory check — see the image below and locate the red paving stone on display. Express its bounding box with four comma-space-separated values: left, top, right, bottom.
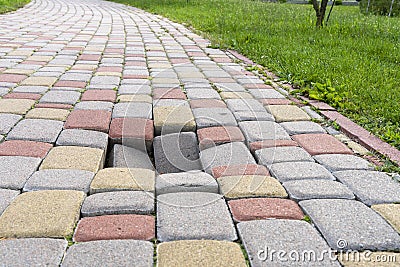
97, 66, 123, 72
153, 88, 186, 100
169, 58, 191, 64
228, 49, 255, 65
0, 140, 52, 158
189, 99, 226, 109
64, 110, 111, 133
213, 57, 232, 63
53, 80, 86, 88
35, 103, 73, 109
211, 164, 270, 179
80, 90, 116, 102
243, 84, 274, 89
260, 98, 292, 105
310, 101, 336, 111
228, 198, 304, 222
79, 54, 101, 61
249, 140, 298, 153
197, 126, 245, 150
3, 93, 41, 100
292, 133, 353, 156
73, 214, 155, 242
109, 118, 154, 141
0, 74, 27, 83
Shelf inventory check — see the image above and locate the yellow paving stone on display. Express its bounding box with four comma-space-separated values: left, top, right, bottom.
26, 55, 53, 62
25, 108, 70, 121
0, 190, 84, 238
218, 175, 288, 199
0, 99, 35, 115
7, 50, 33, 56
117, 94, 152, 103
3, 68, 35, 75
153, 106, 195, 135
372, 204, 400, 233
20, 76, 58, 86
90, 168, 155, 194
157, 240, 247, 267
70, 64, 97, 71
338, 251, 399, 267
267, 105, 311, 122
220, 92, 253, 99
40, 146, 104, 173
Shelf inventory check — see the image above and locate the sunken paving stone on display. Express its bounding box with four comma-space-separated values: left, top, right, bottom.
280, 121, 326, 135
81, 191, 154, 217
197, 126, 245, 150
192, 108, 237, 128
64, 110, 111, 133
157, 240, 247, 267
7, 119, 63, 143
81, 89, 116, 102
0, 113, 22, 135
228, 198, 304, 222
0, 140, 52, 158
39, 91, 81, 105
0, 156, 41, 190
157, 192, 237, 242
112, 102, 152, 119
267, 105, 311, 122
200, 142, 256, 174
156, 171, 218, 195
109, 118, 153, 151
255, 146, 314, 166
217, 175, 287, 199
153, 106, 195, 135
339, 251, 400, 267
56, 129, 108, 150
154, 132, 201, 173
0, 99, 35, 115
372, 204, 400, 233
0, 190, 84, 238
270, 162, 335, 182
237, 220, 341, 267
211, 164, 270, 178
299, 199, 400, 251
0, 189, 19, 215
109, 144, 154, 170
0, 238, 68, 266
40, 146, 104, 173
333, 170, 400, 206
90, 168, 155, 194
249, 139, 298, 153
73, 214, 155, 242
25, 108, 70, 121
314, 154, 374, 172
239, 121, 291, 144
282, 180, 355, 201
292, 133, 353, 155
233, 110, 275, 122
23, 169, 95, 193
61, 240, 153, 267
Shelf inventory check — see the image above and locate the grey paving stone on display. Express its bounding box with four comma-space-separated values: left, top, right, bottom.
302, 106, 324, 120
314, 154, 374, 172
154, 132, 201, 173
109, 144, 154, 170
0, 87, 9, 96
153, 99, 189, 108
118, 84, 151, 95
200, 142, 256, 174
56, 129, 108, 150
90, 76, 120, 86
214, 83, 246, 92
23, 169, 95, 193
270, 162, 335, 182
192, 108, 237, 129
185, 89, 221, 99
0, 189, 19, 215
0, 238, 68, 266
12, 86, 49, 94
282, 180, 355, 201
74, 101, 114, 112
233, 110, 274, 122
61, 240, 153, 267
40, 91, 81, 105
225, 99, 265, 112
248, 89, 285, 99
7, 119, 63, 143
0, 156, 41, 190
280, 121, 326, 135
81, 191, 154, 217
255, 146, 314, 166
157, 192, 237, 242
0, 113, 22, 135
156, 171, 218, 195
237, 220, 340, 267
300, 199, 400, 251
333, 170, 400, 205
112, 102, 152, 119
238, 121, 291, 143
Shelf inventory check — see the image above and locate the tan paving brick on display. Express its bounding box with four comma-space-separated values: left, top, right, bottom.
267, 105, 310, 122
372, 204, 400, 233
20, 76, 58, 86
25, 108, 70, 121
0, 99, 35, 115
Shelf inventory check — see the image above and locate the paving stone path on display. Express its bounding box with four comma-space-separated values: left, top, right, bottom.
0, 0, 399, 266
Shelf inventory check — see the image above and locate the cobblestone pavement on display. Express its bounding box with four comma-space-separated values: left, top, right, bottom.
0, 0, 399, 266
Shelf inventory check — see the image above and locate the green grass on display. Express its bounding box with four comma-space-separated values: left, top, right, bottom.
110, 0, 400, 150
0, 0, 30, 14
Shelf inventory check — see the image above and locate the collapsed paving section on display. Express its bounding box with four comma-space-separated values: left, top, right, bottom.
0, 0, 399, 266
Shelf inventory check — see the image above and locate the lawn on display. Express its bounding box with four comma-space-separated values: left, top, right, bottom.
0, 0, 30, 13
110, 0, 400, 150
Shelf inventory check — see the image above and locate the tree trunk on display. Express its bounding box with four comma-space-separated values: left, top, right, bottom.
312, 0, 330, 27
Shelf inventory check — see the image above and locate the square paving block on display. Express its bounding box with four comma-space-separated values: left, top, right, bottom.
0, 156, 42, 190
56, 129, 108, 150
109, 118, 153, 151
238, 121, 291, 143
64, 110, 111, 133
255, 146, 314, 166
248, 89, 286, 99
197, 126, 245, 150
0, 99, 35, 115
292, 134, 353, 155
193, 108, 237, 129
314, 154, 374, 172
112, 102, 152, 119
0, 113, 22, 135
280, 121, 326, 135
0, 190, 85, 238
7, 119, 63, 143
154, 106, 195, 135
80, 90, 116, 102
267, 105, 311, 122
25, 108, 70, 121
40, 146, 105, 173
109, 144, 155, 170
40, 91, 81, 105
233, 110, 275, 122
189, 99, 226, 109
270, 161, 335, 182
225, 99, 265, 112
185, 89, 221, 100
